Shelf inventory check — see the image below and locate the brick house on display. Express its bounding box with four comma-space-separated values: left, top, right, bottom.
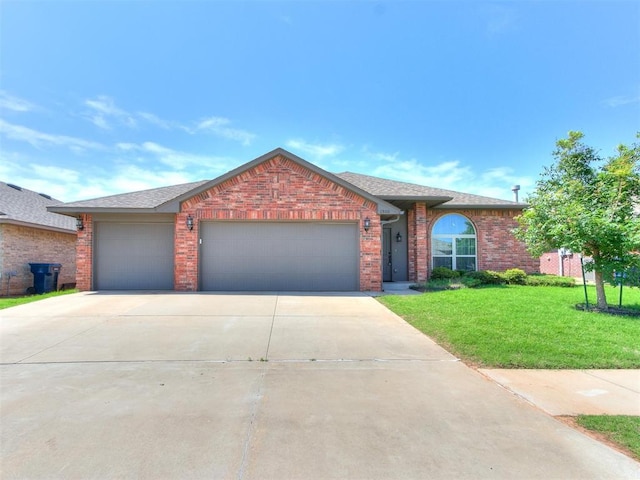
49, 148, 538, 292
0, 182, 76, 296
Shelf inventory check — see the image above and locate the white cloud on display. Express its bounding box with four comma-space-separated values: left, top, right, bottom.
194, 116, 256, 145
603, 93, 640, 107
137, 111, 172, 129
0, 119, 103, 151
115, 140, 235, 172
285, 139, 344, 158
84, 95, 137, 129
0, 91, 36, 112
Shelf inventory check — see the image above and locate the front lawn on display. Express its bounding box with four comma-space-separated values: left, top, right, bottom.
379, 285, 640, 369
0, 289, 78, 310
576, 415, 640, 461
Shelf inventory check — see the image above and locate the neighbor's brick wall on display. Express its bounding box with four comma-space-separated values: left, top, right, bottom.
75, 214, 93, 291
0, 223, 76, 296
424, 209, 539, 278
177, 154, 382, 291
540, 251, 586, 278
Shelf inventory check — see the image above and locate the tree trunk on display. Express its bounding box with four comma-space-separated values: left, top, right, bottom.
594, 270, 608, 310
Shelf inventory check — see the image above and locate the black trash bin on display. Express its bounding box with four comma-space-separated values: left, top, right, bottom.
29, 263, 62, 294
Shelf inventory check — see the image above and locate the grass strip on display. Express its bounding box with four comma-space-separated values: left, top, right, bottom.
0, 289, 78, 310
576, 415, 640, 461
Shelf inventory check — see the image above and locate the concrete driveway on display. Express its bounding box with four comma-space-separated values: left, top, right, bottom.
1, 292, 638, 479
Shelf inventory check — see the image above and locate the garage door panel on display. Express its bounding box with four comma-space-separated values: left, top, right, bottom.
201, 222, 358, 291
95, 223, 174, 290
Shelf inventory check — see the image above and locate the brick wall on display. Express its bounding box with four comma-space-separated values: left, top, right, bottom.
540, 251, 587, 279
75, 214, 93, 291
0, 223, 76, 296
407, 202, 428, 283
424, 209, 539, 277
177, 154, 382, 291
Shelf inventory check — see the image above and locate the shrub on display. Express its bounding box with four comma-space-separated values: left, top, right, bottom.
525, 274, 576, 287
504, 268, 527, 285
463, 270, 505, 285
460, 276, 484, 288
430, 267, 460, 280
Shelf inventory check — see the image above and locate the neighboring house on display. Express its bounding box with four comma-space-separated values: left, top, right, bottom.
540, 250, 595, 282
0, 182, 76, 296
49, 148, 538, 292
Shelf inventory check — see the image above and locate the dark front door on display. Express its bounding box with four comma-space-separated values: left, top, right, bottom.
383, 228, 392, 282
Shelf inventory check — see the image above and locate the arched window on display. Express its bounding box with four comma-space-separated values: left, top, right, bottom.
432, 214, 477, 271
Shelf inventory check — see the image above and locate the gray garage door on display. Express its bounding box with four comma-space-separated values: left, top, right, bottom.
94, 223, 174, 290
200, 222, 359, 291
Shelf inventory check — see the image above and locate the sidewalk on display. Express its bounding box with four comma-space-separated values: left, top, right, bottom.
479, 369, 640, 416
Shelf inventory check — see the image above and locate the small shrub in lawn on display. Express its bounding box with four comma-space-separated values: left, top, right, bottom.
525, 274, 576, 287
463, 270, 505, 285
460, 276, 484, 288
430, 267, 460, 280
504, 268, 527, 285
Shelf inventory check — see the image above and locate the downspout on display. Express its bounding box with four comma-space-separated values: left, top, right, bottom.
558, 249, 564, 276
381, 215, 402, 226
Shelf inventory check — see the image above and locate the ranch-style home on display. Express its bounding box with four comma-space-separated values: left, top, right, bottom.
49, 148, 538, 292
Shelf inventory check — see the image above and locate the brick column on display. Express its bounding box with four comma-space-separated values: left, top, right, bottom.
408, 203, 428, 283
174, 211, 199, 291
76, 213, 93, 291
360, 214, 382, 291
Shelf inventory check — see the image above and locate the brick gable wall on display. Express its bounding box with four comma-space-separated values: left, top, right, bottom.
176, 155, 382, 291
0, 224, 76, 296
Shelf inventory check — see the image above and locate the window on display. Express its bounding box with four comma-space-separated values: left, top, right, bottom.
432, 214, 477, 271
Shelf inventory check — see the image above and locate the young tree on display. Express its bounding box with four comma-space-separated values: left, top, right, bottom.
515, 131, 640, 309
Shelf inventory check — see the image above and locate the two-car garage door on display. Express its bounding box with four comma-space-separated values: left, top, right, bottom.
200, 222, 359, 291
94, 221, 359, 291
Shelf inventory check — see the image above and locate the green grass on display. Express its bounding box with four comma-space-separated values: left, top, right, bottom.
576, 415, 640, 460
379, 285, 640, 369
0, 289, 78, 310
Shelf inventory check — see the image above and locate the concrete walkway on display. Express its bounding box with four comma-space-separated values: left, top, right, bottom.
480, 368, 640, 416
1, 292, 639, 479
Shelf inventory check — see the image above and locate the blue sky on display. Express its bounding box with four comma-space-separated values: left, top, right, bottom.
1, 1, 638, 203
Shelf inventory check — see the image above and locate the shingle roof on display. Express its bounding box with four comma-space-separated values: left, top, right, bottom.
52, 180, 209, 211
335, 172, 524, 208
0, 182, 76, 232
49, 152, 523, 215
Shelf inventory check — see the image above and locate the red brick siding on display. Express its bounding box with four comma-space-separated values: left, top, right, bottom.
407, 202, 428, 283
425, 209, 539, 277
75, 214, 93, 291
540, 251, 585, 278
0, 223, 76, 296
176, 155, 381, 291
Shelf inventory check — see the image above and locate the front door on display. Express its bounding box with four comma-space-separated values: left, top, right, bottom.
383, 228, 392, 282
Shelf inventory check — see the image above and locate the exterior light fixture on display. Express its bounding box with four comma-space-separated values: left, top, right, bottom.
186, 214, 194, 231
76, 216, 84, 231
396, 232, 402, 243
363, 217, 371, 232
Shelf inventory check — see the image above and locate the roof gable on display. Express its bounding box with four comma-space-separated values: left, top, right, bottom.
171, 148, 402, 215
0, 182, 76, 232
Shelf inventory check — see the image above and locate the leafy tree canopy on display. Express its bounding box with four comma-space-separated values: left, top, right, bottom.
515, 131, 640, 308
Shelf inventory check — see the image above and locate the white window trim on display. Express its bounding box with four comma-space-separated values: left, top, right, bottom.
432, 215, 478, 271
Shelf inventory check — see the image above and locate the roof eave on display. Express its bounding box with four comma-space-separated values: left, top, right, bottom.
433, 203, 528, 210
379, 195, 454, 208
47, 206, 171, 215
0, 217, 76, 234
